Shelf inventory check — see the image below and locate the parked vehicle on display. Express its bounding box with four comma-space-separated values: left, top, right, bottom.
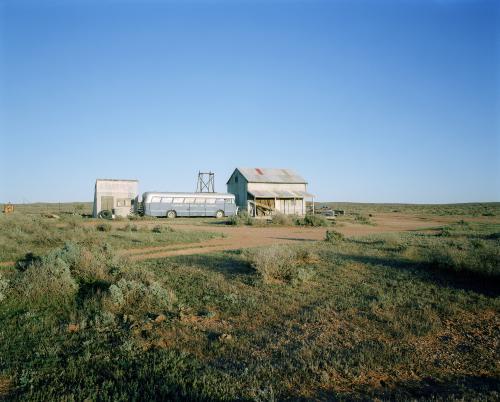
142, 192, 237, 218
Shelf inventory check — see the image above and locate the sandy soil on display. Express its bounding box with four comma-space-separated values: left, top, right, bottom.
123, 213, 448, 261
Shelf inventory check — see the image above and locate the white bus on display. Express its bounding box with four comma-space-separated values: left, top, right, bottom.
142, 192, 237, 218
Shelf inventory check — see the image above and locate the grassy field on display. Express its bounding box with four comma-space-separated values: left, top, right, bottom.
0, 213, 222, 263
0, 203, 499, 400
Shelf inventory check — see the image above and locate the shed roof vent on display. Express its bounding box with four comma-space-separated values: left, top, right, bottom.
255, 168, 264, 175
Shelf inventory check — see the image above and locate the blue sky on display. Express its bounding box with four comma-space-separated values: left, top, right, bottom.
0, 0, 498, 203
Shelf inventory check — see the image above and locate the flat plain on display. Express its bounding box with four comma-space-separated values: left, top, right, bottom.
0, 202, 498, 400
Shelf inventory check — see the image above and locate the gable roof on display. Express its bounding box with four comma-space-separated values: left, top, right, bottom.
229, 168, 307, 184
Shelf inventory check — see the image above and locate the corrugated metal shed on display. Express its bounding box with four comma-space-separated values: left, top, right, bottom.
230, 168, 307, 184
248, 190, 314, 198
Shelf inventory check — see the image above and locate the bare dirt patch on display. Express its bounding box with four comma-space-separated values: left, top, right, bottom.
124, 213, 448, 261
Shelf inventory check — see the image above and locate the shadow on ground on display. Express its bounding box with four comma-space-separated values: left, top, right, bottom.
337, 253, 499, 297
310, 374, 500, 401
168, 251, 254, 280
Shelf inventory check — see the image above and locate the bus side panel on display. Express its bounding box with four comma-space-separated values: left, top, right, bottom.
189, 202, 206, 217
224, 203, 237, 217
173, 202, 189, 217
205, 203, 217, 217
148, 202, 164, 217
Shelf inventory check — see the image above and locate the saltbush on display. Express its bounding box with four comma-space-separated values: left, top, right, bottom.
325, 230, 344, 243
298, 214, 329, 227
245, 245, 316, 284
152, 225, 173, 233
272, 213, 294, 226
354, 214, 370, 224
122, 223, 139, 232
11, 250, 79, 309
424, 242, 499, 278
106, 278, 176, 315
227, 211, 255, 226
96, 223, 112, 232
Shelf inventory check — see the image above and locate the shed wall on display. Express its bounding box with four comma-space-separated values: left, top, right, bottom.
93, 180, 139, 217
226, 170, 248, 209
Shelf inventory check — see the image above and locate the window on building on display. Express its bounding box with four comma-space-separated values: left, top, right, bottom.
116, 199, 131, 207
235, 175, 238, 183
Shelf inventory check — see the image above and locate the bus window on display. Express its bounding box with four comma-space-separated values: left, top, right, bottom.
184, 198, 195, 204
216, 198, 225, 203
173, 198, 184, 203
225, 198, 234, 204
194, 198, 205, 204
161, 197, 173, 203
151, 197, 161, 203
206, 198, 216, 204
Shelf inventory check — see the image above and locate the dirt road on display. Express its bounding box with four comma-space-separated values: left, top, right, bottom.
0, 214, 450, 268
123, 213, 446, 261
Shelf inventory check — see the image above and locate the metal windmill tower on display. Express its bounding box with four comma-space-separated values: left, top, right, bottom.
196, 171, 215, 193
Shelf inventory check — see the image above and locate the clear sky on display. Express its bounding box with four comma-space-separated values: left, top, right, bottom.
0, 0, 498, 203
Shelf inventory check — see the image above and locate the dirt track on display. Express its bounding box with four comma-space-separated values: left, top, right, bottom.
0, 214, 452, 268
123, 213, 447, 261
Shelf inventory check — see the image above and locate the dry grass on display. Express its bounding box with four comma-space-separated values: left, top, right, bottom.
0, 210, 498, 400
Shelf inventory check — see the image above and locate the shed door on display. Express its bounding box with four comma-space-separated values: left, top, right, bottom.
101, 196, 114, 211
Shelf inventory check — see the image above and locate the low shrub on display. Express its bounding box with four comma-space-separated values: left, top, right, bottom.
5, 241, 175, 318
354, 214, 371, 224
227, 211, 255, 226
272, 213, 294, 226
297, 214, 329, 227
438, 228, 452, 237
106, 278, 176, 315
424, 242, 500, 278
294, 246, 320, 264
10, 248, 79, 309
96, 223, 112, 232
325, 230, 344, 243
245, 245, 316, 284
246, 246, 297, 283
122, 223, 139, 232
152, 225, 174, 233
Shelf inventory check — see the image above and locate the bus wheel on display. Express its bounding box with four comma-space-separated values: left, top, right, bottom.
166, 210, 177, 219
215, 210, 224, 219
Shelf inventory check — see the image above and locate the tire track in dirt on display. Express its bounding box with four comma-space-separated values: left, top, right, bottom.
123, 214, 447, 261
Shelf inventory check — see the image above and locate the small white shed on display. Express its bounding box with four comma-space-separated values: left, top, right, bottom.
226, 168, 314, 216
93, 179, 139, 218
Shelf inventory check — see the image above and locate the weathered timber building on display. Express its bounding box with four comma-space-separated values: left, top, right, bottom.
226, 168, 314, 216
